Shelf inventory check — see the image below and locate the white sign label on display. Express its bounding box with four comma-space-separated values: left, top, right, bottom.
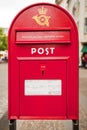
31, 47, 55, 55
25, 80, 62, 95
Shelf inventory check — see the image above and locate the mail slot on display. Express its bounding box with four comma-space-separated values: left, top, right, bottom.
8, 3, 79, 121
16, 30, 70, 43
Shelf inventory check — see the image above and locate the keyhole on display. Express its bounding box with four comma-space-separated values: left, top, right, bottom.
42, 70, 44, 76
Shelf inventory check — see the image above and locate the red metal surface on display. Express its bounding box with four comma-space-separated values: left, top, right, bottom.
19, 59, 66, 119
8, 3, 79, 120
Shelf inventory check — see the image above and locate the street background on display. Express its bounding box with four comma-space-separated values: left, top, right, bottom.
0, 0, 87, 130
0, 63, 87, 130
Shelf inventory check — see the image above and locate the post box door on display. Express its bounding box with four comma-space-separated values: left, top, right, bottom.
19, 59, 67, 119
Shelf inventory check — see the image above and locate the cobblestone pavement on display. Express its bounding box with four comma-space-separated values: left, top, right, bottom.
0, 63, 87, 130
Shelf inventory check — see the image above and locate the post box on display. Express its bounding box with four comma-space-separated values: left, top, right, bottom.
8, 3, 79, 122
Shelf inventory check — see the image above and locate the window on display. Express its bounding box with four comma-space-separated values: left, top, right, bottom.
85, 0, 87, 6
73, 6, 76, 16
84, 18, 87, 33
77, 21, 79, 30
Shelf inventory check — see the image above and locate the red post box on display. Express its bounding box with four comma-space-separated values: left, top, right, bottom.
8, 2, 79, 129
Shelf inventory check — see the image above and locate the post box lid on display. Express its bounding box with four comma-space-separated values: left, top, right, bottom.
9, 3, 78, 44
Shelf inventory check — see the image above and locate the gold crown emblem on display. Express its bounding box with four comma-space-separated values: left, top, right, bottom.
32, 6, 51, 27
38, 6, 47, 15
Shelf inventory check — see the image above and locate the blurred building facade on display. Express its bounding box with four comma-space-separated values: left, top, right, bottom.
55, 0, 87, 66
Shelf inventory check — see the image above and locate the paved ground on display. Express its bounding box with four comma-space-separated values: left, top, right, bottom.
0, 63, 87, 130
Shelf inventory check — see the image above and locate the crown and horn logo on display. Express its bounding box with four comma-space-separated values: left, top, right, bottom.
32, 6, 51, 27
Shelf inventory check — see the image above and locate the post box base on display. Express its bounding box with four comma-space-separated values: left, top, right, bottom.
72, 120, 79, 130
9, 119, 79, 130
9, 120, 16, 130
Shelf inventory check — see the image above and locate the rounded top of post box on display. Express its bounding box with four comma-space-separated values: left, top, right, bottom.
9, 3, 78, 33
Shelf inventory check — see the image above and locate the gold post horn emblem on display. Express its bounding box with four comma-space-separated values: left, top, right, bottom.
32, 6, 51, 27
